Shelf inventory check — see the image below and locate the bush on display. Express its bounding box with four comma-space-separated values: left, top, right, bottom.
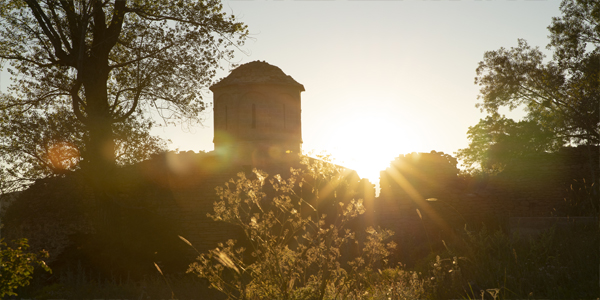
186, 157, 425, 300
0, 238, 51, 297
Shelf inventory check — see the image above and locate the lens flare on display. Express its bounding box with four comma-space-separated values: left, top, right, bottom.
47, 141, 80, 171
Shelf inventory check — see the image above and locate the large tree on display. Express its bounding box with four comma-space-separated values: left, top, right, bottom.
459, 0, 599, 172
0, 99, 167, 193
0, 0, 247, 190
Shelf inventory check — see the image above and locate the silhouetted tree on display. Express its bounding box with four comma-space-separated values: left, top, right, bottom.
456, 114, 562, 174
0, 0, 248, 193
0, 103, 167, 193
460, 0, 598, 172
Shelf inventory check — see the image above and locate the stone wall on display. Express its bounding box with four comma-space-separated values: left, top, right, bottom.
0, 191, 21, 218
137, 151, 375, 255
2, 146, 596, 270
375, 146, 599, 244
123, 151, 245, 254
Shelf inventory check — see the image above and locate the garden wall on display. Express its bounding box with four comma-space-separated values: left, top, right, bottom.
375, 145, 599, 245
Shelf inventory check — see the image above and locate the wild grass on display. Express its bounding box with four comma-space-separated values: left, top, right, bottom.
12, 158, 598, 299
16, 263, 222, 300
14, 220, 597, 300
417, 222, 599, 299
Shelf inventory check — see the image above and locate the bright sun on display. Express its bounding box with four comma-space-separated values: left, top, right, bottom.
313, 105, 423, 185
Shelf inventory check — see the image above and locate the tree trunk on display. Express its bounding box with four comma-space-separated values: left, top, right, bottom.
80, 61, 117, 226
78, 61, 130, 274
86, 116, 115, 190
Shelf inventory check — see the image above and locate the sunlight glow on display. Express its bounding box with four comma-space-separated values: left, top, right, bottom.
47, 141, 80, 171
313, 103, 424, 185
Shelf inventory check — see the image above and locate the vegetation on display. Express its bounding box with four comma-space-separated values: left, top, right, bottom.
0, 2, 248, 295
0, 0, 248, 191
380, 151, 461, 200
4, 154, 597, 299
457, 0, 599, 173
431, 224, 598, 299
456, 115, 562, 174
0, 106, 166, 193
0, 237, 51, 297
8, 222, 597, 299
184, 156, 598, 300
17, 269, 220, 300
1, 168, 191, 283
186, 156, 413, 300
0, 0, 597, 299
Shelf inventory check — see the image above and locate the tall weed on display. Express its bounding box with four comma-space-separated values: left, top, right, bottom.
426, 223, 599, 299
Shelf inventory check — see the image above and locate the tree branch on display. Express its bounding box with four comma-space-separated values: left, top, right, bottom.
69, 80, 88, 125
108, 39, 175, 69
48, 1, 73, 53
0, 91, 66, 111
105, 0, 126, 51
113, 87, 142, 123
0, 54, 57, 68
24, 0, 70, 63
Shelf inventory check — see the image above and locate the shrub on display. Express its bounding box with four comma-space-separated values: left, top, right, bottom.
0, 238, 51, 297
186, 157, 419, 300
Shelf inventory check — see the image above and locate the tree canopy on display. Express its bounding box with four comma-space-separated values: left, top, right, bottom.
0, 101, 167, 193
456, 115, 563, 174
458, 0, 599, 172
0, 0, 248, 189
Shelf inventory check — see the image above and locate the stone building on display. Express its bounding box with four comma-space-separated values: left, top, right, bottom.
211, 61, 304, 175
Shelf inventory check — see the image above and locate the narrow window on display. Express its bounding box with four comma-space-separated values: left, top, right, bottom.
283, 104, 286, 129
225, 105, 228, 130
252, 104, 256, 128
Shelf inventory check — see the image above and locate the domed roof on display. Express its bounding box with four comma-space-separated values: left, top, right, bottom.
210, 61, 305, 91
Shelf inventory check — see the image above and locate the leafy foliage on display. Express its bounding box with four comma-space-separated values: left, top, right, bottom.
474, 37, 598, 143
0, 100, 167, 193
187, 156, 411, 300
548, 0, 600, 68
460, 0, 599, 171
0, 238, 51, 297
456, 115, 563, 174
0, 0, 248, 182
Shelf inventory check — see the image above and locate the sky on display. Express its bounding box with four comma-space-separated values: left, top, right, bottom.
0, 0, 563, 185
151, 0, 563, 183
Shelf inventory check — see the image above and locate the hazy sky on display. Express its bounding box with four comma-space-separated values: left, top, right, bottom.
0, 1, 563, 183
152, 0, 562, 182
